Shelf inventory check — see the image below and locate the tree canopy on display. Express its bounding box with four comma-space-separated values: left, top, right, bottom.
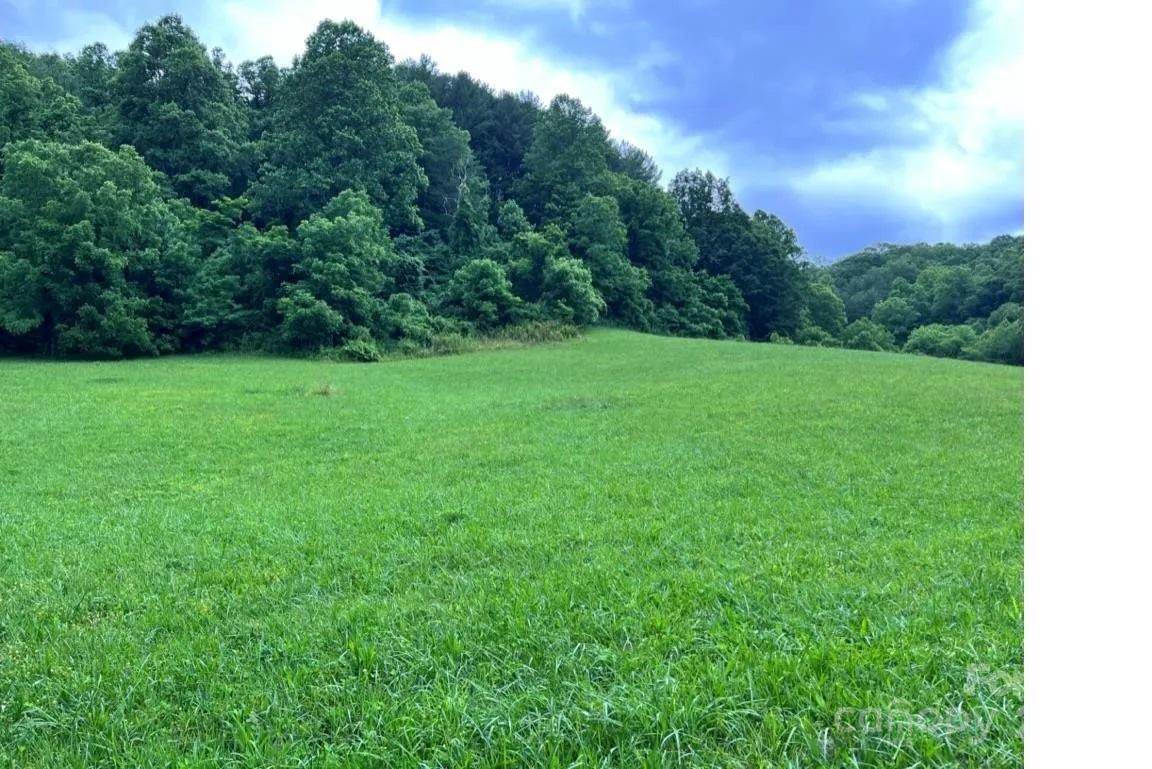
829, 236, 1025, 363
111, 15, 249, 206
247, 21, 425, 231
0, 17, 1022, 364
0, 140, 197, 356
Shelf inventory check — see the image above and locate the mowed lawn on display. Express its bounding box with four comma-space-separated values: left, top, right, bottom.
0, 330, 1023, 768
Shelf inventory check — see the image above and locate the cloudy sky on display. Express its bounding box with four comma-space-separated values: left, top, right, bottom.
1, 0, 1023, 259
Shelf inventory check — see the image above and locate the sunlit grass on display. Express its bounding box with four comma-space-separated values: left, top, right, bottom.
0, 329, 1023, 767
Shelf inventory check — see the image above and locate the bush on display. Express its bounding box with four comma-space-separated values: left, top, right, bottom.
794, 325, 839, 347
444, 259, 521, 330
768, 332, 793, 345
334, 338, 384, 362
969, 319, 1023, 365
541, 257, 605, 326
841, 319, 896, 351
54, 300, 159, 359
277, 287, 345, 351
650, 269, 748, 340
903, 323, 979, 359
379, 293, 435, 345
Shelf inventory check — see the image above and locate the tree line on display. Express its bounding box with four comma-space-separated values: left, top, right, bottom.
827, 236, 1024, 364
0, 16, 1022, 364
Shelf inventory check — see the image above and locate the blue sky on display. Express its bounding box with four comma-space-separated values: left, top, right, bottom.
1, 0, 1023, 259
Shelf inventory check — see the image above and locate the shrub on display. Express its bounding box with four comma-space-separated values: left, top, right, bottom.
903, 323, 979, 359
969, 319, 1023, 365
444, 259, 521, 330
55, 300, 158, 359
794, 325, 838, 347
277, 287, 345, 351
649, 269, 748, 340
841, 319, 896, 351
540, 257, 605, 326
334, 338, 383, 362
379, 293, 435, 345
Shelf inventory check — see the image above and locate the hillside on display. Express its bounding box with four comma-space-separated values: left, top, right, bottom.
1, 331, 1023, 767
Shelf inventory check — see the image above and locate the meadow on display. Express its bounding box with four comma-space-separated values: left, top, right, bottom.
0, 330, 1023, 767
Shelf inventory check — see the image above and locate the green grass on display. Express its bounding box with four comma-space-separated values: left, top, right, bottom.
0, 330, 1023, 768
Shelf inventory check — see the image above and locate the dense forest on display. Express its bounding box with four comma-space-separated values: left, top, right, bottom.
0, 16, 1022, 364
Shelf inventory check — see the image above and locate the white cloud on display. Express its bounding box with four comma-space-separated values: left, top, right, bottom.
4, 1, 135, 54
481, 0, 629, 23
787, 0, 1023, 242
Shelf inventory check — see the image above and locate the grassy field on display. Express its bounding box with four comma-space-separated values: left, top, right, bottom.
0, 330, 1023, 768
